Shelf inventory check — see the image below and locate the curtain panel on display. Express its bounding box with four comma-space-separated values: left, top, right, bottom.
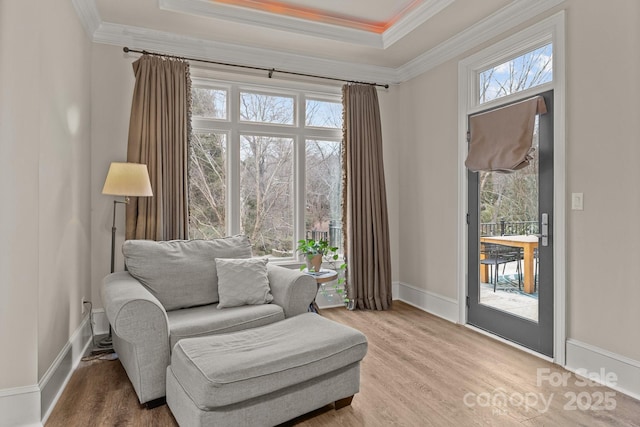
342, 84, 392, 311
126, 55, 191, 241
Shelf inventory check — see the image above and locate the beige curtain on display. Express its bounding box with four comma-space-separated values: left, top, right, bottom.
126, 55, 191, 241
342, 84, 392, 311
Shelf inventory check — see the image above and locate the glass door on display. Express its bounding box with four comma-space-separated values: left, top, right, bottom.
467, 90, 554, 357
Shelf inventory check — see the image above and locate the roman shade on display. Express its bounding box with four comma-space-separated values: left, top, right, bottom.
465, 96, 547, 173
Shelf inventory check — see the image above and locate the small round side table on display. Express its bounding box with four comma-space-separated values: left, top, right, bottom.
303, 269, 338, 313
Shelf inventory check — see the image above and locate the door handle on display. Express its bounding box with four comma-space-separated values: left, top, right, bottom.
541, 213, 549, 247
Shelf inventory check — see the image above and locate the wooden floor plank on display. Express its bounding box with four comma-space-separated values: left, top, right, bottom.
46, 302, 640, 426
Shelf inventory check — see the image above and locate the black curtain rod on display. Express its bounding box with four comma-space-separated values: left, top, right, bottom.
123, 47, 389, 89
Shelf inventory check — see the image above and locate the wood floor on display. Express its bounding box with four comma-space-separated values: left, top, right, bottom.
46, 302, 640, 426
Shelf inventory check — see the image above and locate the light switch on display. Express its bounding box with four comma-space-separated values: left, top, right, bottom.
571, 193, 584, 210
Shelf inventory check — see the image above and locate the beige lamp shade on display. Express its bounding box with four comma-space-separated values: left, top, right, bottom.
102, 162, 153, 197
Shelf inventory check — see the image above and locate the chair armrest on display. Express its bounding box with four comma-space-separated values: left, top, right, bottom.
100, 272, 171, 403
101, 272, 170, 342
267, 264, 317, 318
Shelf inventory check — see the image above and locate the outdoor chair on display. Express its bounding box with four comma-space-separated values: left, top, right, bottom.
480, 243, 522, 291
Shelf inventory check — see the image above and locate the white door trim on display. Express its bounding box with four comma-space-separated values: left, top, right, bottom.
456, 11, 567, 365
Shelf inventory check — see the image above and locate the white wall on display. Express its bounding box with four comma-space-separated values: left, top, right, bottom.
563, 0, 640, 361
37, 0, 93, 380
0, 0, 92, 423
0, 0, 41, 391
398, 63, 459, 300
90, 44, 137, 309
397, 0, 640, 363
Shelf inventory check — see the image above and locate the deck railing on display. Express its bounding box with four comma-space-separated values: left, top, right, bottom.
481, 220, 538, 236
306, 220, 343, 253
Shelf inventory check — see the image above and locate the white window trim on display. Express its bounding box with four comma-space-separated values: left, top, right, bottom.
457, 11, 566, 365
191, 75, 343, 264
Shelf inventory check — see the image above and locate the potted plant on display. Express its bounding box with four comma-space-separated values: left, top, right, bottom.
297, 238, 349, 305
296, 238, 339, 273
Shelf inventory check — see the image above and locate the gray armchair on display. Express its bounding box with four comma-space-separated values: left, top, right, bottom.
100, 236, 317, 405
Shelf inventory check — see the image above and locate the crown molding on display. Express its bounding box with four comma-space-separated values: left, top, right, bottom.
93, 22, 399, 85
78, 0, 565, 85
382, 0, 455, 48
397, 0, 565, 81
70, 0, 101, 38
159, 0, 383, 48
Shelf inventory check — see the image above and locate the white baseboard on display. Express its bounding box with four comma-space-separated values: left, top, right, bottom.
392, 281, 400, 299
565, 338, 640, 401
0, 315, 93, 427
39, 315, 93, 423
0, 385, 41, 427
394, 281, 458, 323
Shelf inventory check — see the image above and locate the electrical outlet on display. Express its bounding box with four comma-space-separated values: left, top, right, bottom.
81, 298, 88, 315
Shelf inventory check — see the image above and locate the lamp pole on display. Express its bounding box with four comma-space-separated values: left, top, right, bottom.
110, 198, 129, 273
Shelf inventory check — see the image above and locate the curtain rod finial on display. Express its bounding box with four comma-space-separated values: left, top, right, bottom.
123, 47, 130, 53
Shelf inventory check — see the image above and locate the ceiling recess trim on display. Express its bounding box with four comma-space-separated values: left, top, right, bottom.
159, 0, 455, 49
159, 0, 381, 48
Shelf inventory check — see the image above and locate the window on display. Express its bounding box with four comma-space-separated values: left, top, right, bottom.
189, 80, 343, 258
189, 131, 227, 239
240, 91, 295, 125
192, 87, 227, 119
305, 139, 342, 252
306, 99, 342, 128
479, 43, 553, 104
240, 135, 294, 255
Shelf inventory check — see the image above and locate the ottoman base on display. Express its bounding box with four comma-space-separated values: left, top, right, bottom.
166, 362, 360, 427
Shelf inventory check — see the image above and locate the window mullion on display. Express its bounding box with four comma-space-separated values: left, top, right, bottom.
294, 142, 305, 260
228, 84, 241, 235
294, 95, 306, 260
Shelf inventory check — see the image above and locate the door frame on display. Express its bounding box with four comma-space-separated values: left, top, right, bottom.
456, 12, 567, 364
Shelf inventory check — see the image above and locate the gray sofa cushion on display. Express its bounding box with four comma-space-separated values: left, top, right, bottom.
123, 236, 252, 311
166, 303, 285, 350
216, 257, 273, 309
170, 313, 368, 408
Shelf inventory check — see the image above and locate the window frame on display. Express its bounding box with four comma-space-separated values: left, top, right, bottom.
190, 77, 343, 263
477, 40, 553, 105
465, 33, 555, 114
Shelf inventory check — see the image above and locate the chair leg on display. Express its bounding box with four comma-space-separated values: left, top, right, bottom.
534, 256, 538, 292
493, 264, 498, 292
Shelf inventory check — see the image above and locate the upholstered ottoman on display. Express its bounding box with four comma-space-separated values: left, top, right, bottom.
166, 312, 367, 427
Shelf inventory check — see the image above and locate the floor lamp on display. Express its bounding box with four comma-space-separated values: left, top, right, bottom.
100, 162, 153, 348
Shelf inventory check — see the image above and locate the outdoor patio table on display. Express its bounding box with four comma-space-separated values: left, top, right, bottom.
480, 235, 539, 294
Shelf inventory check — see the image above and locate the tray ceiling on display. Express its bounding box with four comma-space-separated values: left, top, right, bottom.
82, 0, 563, 84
